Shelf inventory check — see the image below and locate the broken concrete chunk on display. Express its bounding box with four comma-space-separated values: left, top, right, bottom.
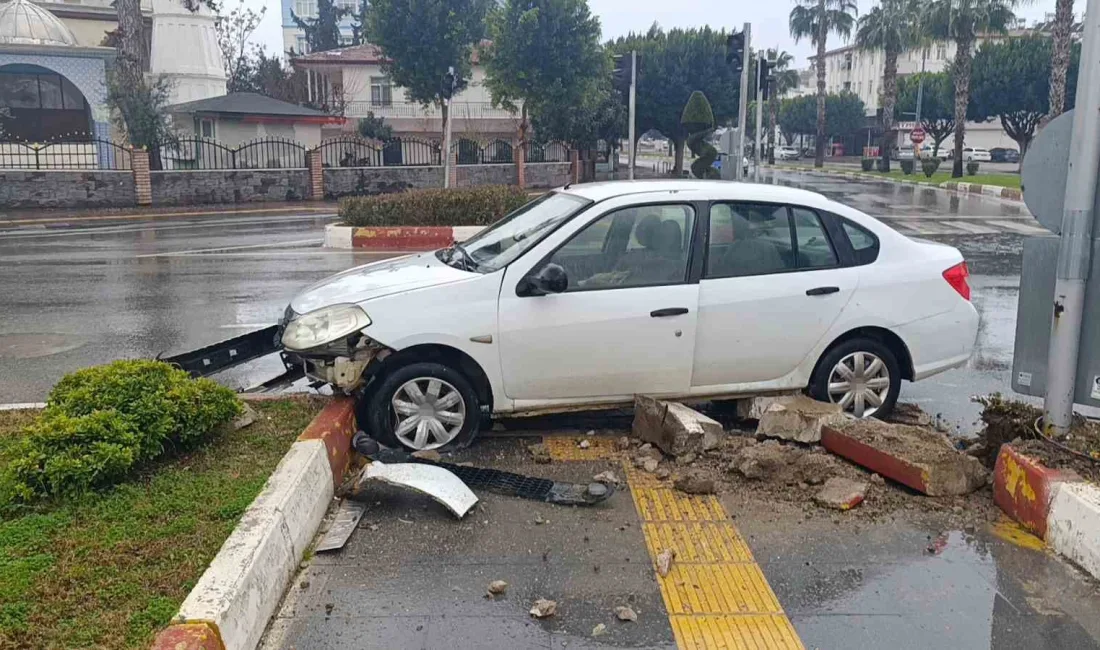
821, 420, 989, 496
735, 393, 800, 420
487, 580, 508, 596
642, 458, 660, 473
793, 453, 840, 486
231, 403, 257, 430
814, 477, 867, 510
592, 623, 608, 637
887, 402, 933, 427
412, 449, 442, 462
593, 470, 621, 486
615, 605, 638, 622
616, 436, 632, 451
655, 467, 671, 480
578, 439, 592, 449
756, 394, 850, 444
529, 598, 557, 618
677, 452, 697, 465
528, 443, 552, 464
634, 395, 724, 456
656, 549, 676, 577
732, 440, 795, 480
674, 469, 717, 495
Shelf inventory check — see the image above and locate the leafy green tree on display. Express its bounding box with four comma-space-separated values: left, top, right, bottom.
357, 112, 395, 140
790, 0, 858, 167
856, 0, 920, 172
969, 36, 1080, 165
484, 0, 606, 150
778, 95, 818, 147
824, 92, 867, 140
106, 71, 175, 168
293, 0, 348, 54
765, 49, 797, 163
531, 80, 625, 151
922, 0, 1019, 177
608, 25, 741, 174
366, 0, 490, 143
681, 91, 718, 179
895, 72, 955, 156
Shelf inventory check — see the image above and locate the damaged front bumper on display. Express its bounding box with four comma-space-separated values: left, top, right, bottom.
280, 307, 392, 392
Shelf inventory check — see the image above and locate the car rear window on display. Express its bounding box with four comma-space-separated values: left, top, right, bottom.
841, 220, 879, 265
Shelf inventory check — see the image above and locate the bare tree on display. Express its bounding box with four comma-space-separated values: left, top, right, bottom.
216, 0, 267, 92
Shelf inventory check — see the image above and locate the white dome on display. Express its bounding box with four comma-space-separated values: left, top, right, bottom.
0, 0, 78, 47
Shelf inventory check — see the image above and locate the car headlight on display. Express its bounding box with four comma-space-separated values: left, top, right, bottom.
281, 304, 371, 351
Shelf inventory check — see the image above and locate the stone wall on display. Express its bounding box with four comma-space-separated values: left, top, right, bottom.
324, 166, 443, 199
526, 162, 572, 188
0, 171, 135, 208
456, 163, 515, 187
150, 170, 311, 206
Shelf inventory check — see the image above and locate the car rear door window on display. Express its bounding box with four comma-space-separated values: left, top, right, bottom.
706, 203, 795, 278
790, 207, 839, 269
548, 204, 695, 291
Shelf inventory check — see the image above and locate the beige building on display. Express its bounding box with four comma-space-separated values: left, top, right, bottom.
291, 44, 521, 141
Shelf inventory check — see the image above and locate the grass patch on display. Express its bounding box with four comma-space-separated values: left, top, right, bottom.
0, 396, 325, 649
866, 169, 1021, 189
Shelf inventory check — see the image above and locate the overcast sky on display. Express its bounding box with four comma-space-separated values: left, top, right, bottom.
241, 0, 1062, 68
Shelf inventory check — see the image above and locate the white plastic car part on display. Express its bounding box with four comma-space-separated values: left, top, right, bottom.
358, 461, 478, 518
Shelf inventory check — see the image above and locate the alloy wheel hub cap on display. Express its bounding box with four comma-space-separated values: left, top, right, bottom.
391, 377, 466, 450
826, 351, 891, 418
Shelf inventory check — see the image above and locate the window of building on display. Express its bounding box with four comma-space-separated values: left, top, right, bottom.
843, 81, 851, 92
936, 44, 947, 60
334, 0, 357, 10
295, 35, 309, 53
370, 76, 393, 106
338, 34, 353, 46
0, 69, 90, 141
197, 117, 215, 139
294, 0, 317, 18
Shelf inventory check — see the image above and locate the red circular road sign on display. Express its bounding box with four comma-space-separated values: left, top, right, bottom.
910, 127, 926, 144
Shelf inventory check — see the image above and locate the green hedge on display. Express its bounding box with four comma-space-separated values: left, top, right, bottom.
339, 185, 531, 227
1, 360, 241, 510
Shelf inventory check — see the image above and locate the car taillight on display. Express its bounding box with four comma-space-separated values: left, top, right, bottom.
943, 261, 971, 301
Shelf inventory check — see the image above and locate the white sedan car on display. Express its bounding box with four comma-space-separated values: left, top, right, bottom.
281, 180, 978, 451
963, 147, 991, 162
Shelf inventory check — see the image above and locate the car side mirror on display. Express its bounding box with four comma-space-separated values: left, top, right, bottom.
518, 263, 568, 296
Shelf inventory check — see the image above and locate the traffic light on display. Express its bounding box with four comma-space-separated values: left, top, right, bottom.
726, 31, 745, 73
758, 57, 771, 100
612, 54, 633, 97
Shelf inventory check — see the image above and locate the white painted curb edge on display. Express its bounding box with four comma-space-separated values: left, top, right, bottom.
1047, 481, 1100, 581
323, 224, 483, 249
174, 439, 334, 650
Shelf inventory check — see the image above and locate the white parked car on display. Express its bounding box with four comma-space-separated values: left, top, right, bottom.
776, 146, 801, 161
963, 147, 991, 162
281, 180, 979, 451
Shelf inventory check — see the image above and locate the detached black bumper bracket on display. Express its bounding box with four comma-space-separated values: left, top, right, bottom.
160, 325, 282, 377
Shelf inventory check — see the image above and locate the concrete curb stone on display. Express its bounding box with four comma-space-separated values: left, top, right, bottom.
767, 164, 1023, 203
992, 444, 1100, 581
151, 397, 358, 650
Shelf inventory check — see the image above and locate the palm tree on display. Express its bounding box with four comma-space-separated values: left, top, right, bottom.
923, 0, 1018, 177
1047, 0, 1074, 118
766, 49, 799, 164
856, 0, 919, 172
790, 0, 858, 168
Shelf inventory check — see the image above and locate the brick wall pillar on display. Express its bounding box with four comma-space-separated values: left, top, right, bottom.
569, 149, 580, 185
514, 140, 526, 189
132, 149, 151, 206
308, 150, 324, 200
448, 150, 459, 188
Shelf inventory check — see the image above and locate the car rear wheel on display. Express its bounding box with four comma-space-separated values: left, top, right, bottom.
809, 338, 900, 419
362, 361, 481, 451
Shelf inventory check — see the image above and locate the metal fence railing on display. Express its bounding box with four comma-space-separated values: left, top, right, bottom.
317, 136, 442, 168
0, 138, 133, 170
454, 138, 514, 165
528, 141, 569, 163
156, 137, 308, 170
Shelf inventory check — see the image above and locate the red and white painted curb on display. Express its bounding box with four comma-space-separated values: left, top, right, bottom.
993, 444, 1100, 580
324, 224, 484, 251
151, 398, 357, 650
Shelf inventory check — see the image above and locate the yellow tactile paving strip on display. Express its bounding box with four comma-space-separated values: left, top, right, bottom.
542, 436, 804, 649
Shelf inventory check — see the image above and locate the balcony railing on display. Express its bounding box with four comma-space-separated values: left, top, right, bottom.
344, 101, 519, 120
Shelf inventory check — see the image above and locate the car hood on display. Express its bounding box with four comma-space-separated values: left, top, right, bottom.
289, 252, 473, 314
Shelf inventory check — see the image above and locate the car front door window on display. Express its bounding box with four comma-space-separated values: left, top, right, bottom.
547, 204, 695, 291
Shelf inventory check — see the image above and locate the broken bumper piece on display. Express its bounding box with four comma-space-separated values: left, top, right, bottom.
358, 461, 479, 518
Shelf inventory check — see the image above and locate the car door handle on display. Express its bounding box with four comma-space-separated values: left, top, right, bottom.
806, 286, 840, 296
650, 307, 689, 317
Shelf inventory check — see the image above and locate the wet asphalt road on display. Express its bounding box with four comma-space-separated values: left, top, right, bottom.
0, 170, 1042, 433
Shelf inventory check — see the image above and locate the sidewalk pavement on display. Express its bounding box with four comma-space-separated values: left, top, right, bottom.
0, 201, 340, 226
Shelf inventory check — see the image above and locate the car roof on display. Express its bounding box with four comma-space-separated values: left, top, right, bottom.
558, 179, 829, 205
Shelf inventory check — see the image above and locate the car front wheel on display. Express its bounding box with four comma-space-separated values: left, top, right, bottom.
809, 338, 901, 419
363, 361, 481, 451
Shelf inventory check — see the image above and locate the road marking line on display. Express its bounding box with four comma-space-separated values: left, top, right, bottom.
939, 220, 1000, 234
988, 220, 1051, 234
135, 238, 322, 258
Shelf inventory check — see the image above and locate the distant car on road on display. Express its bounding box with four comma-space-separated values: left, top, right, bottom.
989, 147, 1020, 163
776, 146, 801, 161
279, 180, 980, 451
896, 146, 915, 161
963, 147, 991, 162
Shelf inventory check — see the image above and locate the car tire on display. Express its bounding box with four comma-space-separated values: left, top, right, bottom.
361, 361, 481, 451
808, 338, 901, 420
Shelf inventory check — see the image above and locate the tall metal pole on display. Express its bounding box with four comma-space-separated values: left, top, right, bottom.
736, 23, 751, 181
628, 50, 637, 181
1043, 0, 1100, 435
442, 96, 453, 188
753, 53, 763, 182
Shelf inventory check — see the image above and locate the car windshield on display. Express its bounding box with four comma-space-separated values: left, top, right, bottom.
440, 192, 591, 273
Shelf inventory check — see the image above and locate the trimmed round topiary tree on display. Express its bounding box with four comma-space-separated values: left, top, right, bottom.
681, 91, 719, 180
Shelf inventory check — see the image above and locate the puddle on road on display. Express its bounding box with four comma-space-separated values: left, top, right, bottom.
0, 333, 86, 359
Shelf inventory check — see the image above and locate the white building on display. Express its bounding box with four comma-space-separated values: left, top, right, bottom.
809, 29, 1040, 150
291, 43, 520, 141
